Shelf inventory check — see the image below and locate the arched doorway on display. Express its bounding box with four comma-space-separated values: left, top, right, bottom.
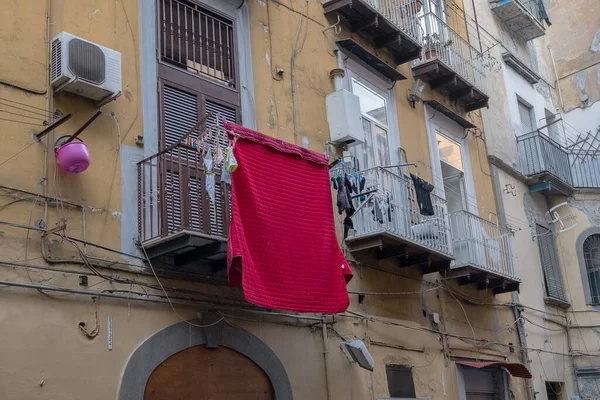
144, 345, 274, 399
118, 315, 293, 399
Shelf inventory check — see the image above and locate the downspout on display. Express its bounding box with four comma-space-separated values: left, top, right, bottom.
44, 0, 54, 229
548, 46, 565, 112
489, 165, 533, 400
322, 316, 333, 400
565, 314, 581, 397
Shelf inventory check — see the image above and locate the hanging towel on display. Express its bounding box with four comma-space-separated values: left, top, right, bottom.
410, 174, 435, 216
225, 122, 353, 314
372, 196, 384, 223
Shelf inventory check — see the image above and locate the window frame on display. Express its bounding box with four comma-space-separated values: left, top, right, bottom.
576, 228, 600, 307
425, 105, 478, 214
385, 364, 417, 398
157, 0, 239, 90
341, 57, 402, 170
456, 365, 510, 400
517, 97, 536, 136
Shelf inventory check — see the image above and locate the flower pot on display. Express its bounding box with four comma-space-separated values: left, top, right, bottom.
55, 137, 91, 174
405, 0, 423, 14
425, 48, 438, 59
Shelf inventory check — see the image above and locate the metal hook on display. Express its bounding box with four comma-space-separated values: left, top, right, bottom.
323, 15, 341, 35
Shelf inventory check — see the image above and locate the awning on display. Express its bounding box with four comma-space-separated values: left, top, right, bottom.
456, 361, 532, 379
423, 100, 476, 129
336, 39, 406, 81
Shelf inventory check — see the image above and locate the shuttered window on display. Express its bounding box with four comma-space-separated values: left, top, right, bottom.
160, 83, 236, 237
536, 225, 567, 302
583, 235, 600, 305
156, 0, 240, 240
518, 100, 535, 135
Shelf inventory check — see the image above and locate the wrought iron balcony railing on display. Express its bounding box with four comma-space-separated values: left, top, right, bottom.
449, 210, 517, 280
346, 166, 453, 259
413, 12, 488, 95
138, 142, 230, 246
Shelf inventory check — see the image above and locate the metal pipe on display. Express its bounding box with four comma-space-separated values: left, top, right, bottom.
332, 49, 346, 91
548, 45, 565, 112
322, 316, 332, 400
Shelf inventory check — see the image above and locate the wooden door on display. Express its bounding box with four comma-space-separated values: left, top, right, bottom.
144, 345, 274, 400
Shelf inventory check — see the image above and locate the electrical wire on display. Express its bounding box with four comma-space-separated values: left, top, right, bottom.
0, 117, 44, 127
0, 100, 53, 118
0, 109, 48, 122
0, 141, 38, 169
0, 96, 54, 113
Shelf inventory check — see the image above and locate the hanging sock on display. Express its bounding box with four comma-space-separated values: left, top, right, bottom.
336, 176, 350, 215
222, 161, 231, 185
225, 146, 238, 173
204, 146, 214, 172
343, 214, 354, 239
372, 197, 384, 224
214, 145, 224, 167
206, 172, 217, 222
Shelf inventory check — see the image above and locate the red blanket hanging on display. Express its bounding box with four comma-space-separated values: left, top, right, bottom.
225, 122, 352, 313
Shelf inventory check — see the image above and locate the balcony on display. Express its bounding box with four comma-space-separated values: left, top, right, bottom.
517, 130, 574, 195
447, 211, 520, 294
138, 143, 230, 273
323, 0, 423, 64
490, 0, 545, 41
346, 167, 453, 275
412, 13, 489, 112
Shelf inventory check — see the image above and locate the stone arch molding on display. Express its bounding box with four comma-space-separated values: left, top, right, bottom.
576, 227, 600, 306
118, 314, 293, 399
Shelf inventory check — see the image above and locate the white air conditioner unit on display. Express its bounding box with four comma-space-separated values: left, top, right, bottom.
326, 89, 365, 147
50, 32, 122, 106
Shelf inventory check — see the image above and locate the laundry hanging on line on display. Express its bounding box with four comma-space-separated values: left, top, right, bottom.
410, 173, 435, 216
226, 122, 352, 314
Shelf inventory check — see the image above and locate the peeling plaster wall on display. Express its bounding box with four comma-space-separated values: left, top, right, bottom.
545, 0, 600, 112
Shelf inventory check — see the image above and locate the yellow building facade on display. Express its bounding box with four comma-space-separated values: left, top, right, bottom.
0, 1, 540, 399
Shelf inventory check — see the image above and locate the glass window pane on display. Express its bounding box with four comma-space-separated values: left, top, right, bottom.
374, 125, 390, 167
352, 79, 388, 126
437, 132, 463, 171
350, 118, 375, 170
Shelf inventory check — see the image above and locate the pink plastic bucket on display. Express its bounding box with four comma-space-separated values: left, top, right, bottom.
56, 141, 91, 173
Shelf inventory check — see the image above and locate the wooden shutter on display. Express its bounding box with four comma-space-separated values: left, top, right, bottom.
163, 85, 200, 148
160, 83, 237, 238
518, 100, 534, 135
536, 225, 567, 301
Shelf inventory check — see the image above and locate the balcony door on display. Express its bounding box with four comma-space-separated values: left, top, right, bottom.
157, 0, 240, 238
342, 58, 400, 170
426, 110, 476, 214
349, 78, 391, 170
437, 133, 467, 213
